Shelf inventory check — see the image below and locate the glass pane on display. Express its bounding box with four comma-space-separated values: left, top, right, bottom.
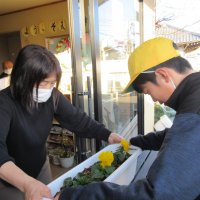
46, 36, 72, 96
79, 1, 94, 119
98, 0, 140, 137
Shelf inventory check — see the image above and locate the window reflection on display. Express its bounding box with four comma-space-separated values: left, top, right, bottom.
98, 0, 140, 135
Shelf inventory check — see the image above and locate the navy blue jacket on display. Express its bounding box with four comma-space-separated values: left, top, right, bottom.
59, 72, 200, 200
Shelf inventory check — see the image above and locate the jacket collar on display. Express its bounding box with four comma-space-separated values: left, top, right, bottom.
166, 72, 200, 113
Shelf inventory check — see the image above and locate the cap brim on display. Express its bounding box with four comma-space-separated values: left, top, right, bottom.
121, 73, 139, 94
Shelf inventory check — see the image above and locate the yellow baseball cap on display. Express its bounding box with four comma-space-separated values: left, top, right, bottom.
123, 37, 180, 93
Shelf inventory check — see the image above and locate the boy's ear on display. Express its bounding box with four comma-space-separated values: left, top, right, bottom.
155, 68, 170, 83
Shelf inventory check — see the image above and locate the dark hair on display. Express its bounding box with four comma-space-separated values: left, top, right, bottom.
133, 56, 193, 93
10, 44, 62, 111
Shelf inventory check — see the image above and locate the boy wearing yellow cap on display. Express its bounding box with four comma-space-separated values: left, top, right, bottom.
55, 37, 200, 200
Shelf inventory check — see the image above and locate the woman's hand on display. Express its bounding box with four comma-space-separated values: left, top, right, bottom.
23, 177, 52, 200
108, 132, 123, 144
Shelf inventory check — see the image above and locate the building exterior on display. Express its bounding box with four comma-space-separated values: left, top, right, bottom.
156, 23, 200, 70
0, 0, 156, 161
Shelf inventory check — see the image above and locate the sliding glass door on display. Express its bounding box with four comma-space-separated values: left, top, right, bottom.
98, 0, 140, 138
68, 0, 140, 162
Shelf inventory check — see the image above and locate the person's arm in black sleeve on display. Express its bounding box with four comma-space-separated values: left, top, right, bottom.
130, 129, 168, 150
54, 91, 111, 142
0, 93, 15, 166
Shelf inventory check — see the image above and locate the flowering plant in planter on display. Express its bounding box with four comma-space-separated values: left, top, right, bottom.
43, 143, 141, 200
61, 140, 130, 188
58, 132, 75, 168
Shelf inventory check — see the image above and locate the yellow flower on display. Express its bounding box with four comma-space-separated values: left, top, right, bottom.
120, 139, 130, 153
98, 151, 114, 168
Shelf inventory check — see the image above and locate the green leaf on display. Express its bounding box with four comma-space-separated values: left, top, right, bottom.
64, 177, 73, 187
77, 176, 92, 185
91, 168, 105, 179
104, 166, 115, 175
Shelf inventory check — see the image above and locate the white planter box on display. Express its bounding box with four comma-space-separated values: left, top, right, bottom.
43, 144, 141, 199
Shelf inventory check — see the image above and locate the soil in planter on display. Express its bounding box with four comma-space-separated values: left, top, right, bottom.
60, 146, 130, 192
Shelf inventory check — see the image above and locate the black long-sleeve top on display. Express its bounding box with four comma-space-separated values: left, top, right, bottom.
0, 87, 111, 178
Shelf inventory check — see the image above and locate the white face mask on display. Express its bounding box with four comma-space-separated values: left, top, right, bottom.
169, 77, 176, 89
4, 69, 12, 75
33, 87, 53, 103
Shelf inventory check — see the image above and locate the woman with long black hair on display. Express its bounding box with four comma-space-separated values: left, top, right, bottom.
0, 44, 122, 200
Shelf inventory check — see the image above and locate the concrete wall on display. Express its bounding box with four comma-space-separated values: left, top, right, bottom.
143, 0, 156, 41
0, 32, 21, 66
0, 36, 9, 73
143, 0, 156, 134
